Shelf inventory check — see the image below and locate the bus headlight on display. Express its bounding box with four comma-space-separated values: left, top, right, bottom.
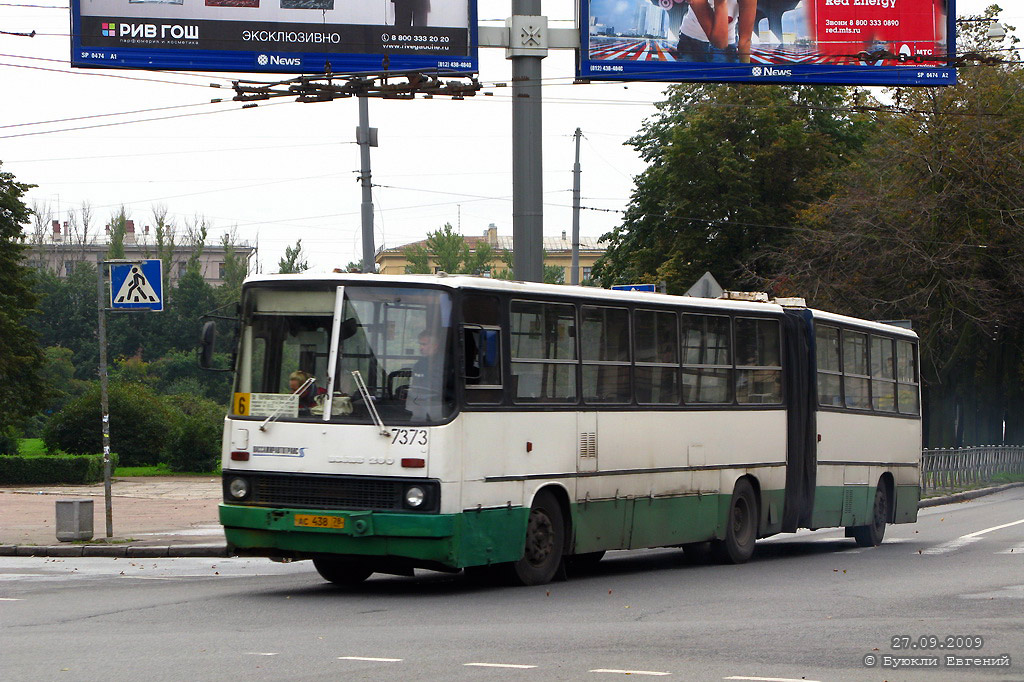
404, 486, 426, 508
228, 477, 250, 500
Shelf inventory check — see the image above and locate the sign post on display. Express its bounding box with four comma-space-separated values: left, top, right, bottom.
96, 258, 164, 538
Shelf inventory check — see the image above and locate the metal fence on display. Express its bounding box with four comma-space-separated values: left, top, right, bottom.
921, 446, 1024, 494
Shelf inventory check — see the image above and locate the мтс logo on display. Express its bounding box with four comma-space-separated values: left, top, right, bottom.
101, 22, 116, 37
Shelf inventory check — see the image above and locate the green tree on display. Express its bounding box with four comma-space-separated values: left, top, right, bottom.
0, 163, 44, 451
107, 206, 129, 259
405, 224, 496, 275
43, 382, 170, 466
279, 239, 309, 273
766, 16, 1024, 446
162, 394, 224, 472
592, 84, 873, 292
30, 263, 99, 380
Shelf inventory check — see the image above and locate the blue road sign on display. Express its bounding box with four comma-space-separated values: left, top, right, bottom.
611, 283, 657, 292
110, 260, 163, 311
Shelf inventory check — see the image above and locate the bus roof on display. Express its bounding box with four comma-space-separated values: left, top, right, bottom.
242, 273, 917, 338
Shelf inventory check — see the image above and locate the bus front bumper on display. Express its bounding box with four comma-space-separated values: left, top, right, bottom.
219, 504, 528, 569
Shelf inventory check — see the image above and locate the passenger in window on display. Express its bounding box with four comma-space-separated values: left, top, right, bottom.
289, 370, 325, 414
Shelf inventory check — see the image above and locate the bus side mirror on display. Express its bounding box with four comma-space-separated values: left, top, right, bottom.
199, 321, 217, 369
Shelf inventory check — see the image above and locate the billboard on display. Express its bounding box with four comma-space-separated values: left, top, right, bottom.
71, 0, 478, 74
579, 0, 955, 85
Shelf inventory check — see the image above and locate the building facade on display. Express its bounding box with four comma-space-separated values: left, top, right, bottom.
26, 219, 256, 286
375, 224, 606, 284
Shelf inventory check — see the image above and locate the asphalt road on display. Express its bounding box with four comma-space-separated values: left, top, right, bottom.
3, 488, 1022, 682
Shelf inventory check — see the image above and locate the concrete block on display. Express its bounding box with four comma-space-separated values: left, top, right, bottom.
56, 498, 94, 542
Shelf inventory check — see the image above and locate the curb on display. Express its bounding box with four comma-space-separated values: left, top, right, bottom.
918, 481, 1024, 509
0, 544, 229, 558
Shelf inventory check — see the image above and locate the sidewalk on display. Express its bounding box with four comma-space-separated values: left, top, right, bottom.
0, 476, 228, 558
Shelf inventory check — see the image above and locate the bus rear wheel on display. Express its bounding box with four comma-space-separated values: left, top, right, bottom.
712, 479, 758, 564
313, 558, 374, 586
507, 490, 565, 586
850, 483, 888, 548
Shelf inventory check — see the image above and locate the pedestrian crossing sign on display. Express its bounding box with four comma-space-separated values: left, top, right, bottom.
110, 259, 163, 311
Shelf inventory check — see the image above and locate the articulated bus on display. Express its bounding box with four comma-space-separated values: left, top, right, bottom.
216, 274, 921, 586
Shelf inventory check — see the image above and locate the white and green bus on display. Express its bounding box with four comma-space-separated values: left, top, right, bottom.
215, 274, 921, 586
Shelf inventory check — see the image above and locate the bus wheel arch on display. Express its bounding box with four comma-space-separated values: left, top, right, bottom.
712, 476, 760, 564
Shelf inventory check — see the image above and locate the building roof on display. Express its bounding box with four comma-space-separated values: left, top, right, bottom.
378, 233, 606, 255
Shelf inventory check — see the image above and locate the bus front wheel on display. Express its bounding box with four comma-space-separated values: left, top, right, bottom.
507, 490, 565, 586
849, 483, 888, 547
712, 479, 758, 564
313, 557, 374, 586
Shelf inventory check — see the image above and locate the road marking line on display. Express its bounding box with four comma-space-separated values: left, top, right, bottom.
724, 677, 823, 682
963, 518, 1024, 538
245, 652, 278, 656
0, 597, 23, 601
923, 518, 1024, 555
337, 656, 403, 662
465, 663, 538, 669
590, 669, 671, 676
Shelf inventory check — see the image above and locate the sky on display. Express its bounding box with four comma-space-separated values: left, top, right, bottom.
1, 0, 1018, 274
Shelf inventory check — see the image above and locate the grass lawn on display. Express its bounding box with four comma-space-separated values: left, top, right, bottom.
18, 438, 47, 456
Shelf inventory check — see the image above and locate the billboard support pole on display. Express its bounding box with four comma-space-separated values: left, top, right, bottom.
358, 95, 377, 273
509, 3, 546, 283
571, 126, 582, 286
95, 256, 113, 538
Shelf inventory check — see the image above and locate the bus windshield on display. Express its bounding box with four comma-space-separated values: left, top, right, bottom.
235, 284, 454, 425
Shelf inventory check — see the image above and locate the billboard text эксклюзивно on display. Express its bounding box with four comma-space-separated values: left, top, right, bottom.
72, 0, 477, 74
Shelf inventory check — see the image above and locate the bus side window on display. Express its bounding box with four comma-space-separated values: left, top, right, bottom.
463, 326, 501, 387
464, 325, 503, 404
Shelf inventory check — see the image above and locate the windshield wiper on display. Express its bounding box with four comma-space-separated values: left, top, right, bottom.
259, 377, 313, 432
351, 370, 390, 437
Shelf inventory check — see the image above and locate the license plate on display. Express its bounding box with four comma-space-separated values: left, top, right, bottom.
294, 514, 345, 529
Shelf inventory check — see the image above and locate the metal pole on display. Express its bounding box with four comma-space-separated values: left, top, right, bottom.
571, 127, 582, 285
358, 95, 376, 273
96, 257, 113, 538
511, 0, 544, 283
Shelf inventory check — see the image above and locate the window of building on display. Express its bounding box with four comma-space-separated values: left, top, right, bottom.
581, 305, 631, 404
582, 267, 592, 283
735, 318, 782, 404
634, 309, 679, 405
218, 262, 226, 280
510, 301, 577, 403
681, 314, 731, 404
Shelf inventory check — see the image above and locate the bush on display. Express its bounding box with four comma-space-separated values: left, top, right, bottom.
43, 382, 170, 467
162, 394, 225, 473
0, 426, 19, 456
0, 453, 118, 484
